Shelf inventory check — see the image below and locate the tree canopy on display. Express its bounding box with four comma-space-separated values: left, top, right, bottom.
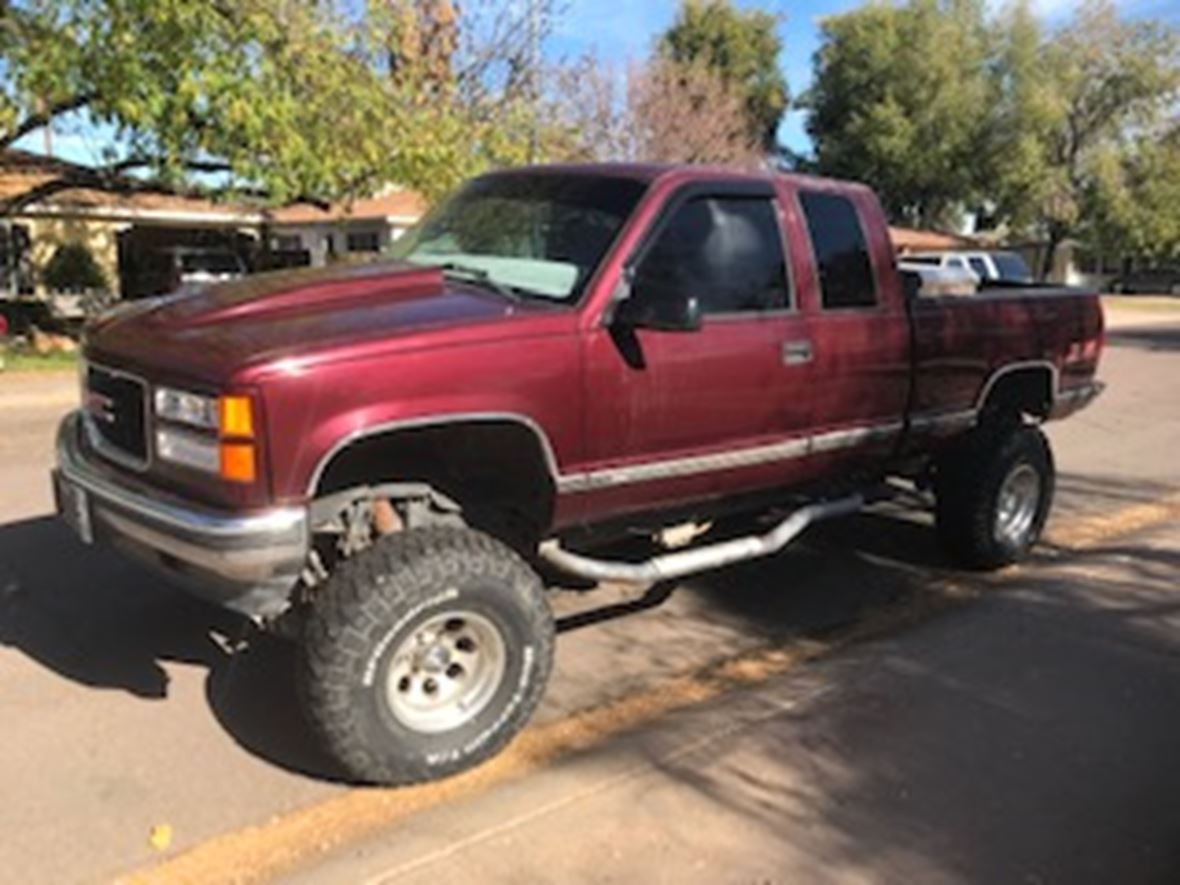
805, 0, 992, 228
0, 0, 553, 209
805, 0, 1180, 272
659, 0, 788, 152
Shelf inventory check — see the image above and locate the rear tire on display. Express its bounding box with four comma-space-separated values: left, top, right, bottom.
935, 424, 1055, 569
298, 527, 554, 785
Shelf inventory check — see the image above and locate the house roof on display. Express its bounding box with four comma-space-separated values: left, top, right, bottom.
889, 225, 976, 252
267, 189, 427, 225
0, 148, 262, 222
0, 149, 429, 227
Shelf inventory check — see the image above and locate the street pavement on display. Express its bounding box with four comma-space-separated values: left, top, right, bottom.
0, 307, 1177, 884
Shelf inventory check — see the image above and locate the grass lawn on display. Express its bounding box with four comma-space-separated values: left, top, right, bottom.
0, 349, 80, 373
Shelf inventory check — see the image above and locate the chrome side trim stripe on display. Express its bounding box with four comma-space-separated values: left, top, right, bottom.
308, 407, 983, 499
556, 417, 931, 494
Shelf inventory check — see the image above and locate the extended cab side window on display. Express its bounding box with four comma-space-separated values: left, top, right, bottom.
798, 191, 876, 310
635, 195, 789, 315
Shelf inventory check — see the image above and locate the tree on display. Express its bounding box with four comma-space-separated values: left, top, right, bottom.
990, 0, 1180, 277
547, 56, 760, 167
658, 0, 787, 152
0, 0, 559, 210
804, 0, 992, 228
1086, 127, 1180, 265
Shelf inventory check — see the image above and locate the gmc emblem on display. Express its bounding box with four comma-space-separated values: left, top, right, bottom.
84, 390, 117, 424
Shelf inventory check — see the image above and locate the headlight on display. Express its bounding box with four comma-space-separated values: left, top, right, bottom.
154, 386, 218, 430
155, 425, 220, 473
153, 386, 258, 483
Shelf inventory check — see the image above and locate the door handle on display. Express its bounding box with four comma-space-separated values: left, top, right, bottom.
782, 339, 813, 366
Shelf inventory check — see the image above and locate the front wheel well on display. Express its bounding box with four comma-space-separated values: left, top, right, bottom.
312, 421, 557, 551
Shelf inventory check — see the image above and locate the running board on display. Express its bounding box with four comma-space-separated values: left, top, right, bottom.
539, 494, 865, 584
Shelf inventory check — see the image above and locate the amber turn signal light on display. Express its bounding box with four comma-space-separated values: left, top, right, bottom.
219, 395, 254, 438
219, 442, 256, 484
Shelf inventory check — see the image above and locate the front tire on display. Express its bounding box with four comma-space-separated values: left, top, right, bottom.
935, 424, 1055, 569
298, 527, 554, 785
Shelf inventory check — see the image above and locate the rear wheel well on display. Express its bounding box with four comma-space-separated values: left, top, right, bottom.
979, 367, 1055, 423
313, 421, 557, 551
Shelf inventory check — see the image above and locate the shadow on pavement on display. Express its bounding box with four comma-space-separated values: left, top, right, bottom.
625, 531, 1180, 884
1, 488, 1172, 806
0, 515, 346, 782
0, 501, 949, 783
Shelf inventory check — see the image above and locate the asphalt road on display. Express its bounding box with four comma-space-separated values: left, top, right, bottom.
0, 307, 1177, 884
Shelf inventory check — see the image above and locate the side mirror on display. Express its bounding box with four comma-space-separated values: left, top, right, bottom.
612, 271, 703, 333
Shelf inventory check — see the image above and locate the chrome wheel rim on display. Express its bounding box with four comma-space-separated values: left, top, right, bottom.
384, 610, 507, 734
994, 463, 1041, 546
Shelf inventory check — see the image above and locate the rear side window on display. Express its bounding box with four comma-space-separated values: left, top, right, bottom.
798, 191, 876, 309
637, 195, 789, 314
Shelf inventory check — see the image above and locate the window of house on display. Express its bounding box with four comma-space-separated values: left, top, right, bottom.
634, 195, 789, 315
273, 234, 303, 252
798, 191, 876, 309
346, 230, 381, 253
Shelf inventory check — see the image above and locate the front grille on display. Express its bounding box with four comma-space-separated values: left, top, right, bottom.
84, 363, 148, 466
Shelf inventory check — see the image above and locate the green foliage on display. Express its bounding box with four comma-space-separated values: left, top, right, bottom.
659, 0, 787, 151
1087, 133, 1180, 263
806, 0, 1180, 272
41, 242, 107, 292
990, 0, 1180, 273
0, 0, 550, 208
804, 0, 992, 228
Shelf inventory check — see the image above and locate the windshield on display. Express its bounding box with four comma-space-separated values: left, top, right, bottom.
389, 172, 647, 302
991, 252, 1033, 283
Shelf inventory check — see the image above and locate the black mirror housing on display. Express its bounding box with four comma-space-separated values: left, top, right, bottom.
612, 281, 703, 333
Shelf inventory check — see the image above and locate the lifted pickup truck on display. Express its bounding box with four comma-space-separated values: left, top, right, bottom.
54, 163, 1104, 784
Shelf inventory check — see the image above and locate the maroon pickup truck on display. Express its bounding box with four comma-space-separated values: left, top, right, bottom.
53, 163, 1103, 784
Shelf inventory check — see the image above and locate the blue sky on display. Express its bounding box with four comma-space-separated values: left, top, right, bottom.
550, 0, 1180, 157
548, 0, 867, 156
17, 0, 1180, 168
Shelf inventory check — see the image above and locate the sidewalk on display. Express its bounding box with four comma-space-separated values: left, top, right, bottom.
291, 520, 1180, 885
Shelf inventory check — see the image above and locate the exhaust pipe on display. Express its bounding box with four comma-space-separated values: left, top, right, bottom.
539, 494, 865, 584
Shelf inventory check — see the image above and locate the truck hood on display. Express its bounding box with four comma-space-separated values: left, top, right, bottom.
85, 261, 554, 383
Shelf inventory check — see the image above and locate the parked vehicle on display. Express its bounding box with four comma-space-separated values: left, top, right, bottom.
905, 249, 1035, 286
897, 260, 977, 297
53, 164, 1104, 785
122, 246, 248, 300
1109, 267, 1180, 295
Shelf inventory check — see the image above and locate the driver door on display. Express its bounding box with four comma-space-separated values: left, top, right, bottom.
577, 182, 813, 521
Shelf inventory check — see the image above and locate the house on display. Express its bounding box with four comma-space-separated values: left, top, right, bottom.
0, 149, 264, 301
265, 187, 427, 267
0, 149, 428, 303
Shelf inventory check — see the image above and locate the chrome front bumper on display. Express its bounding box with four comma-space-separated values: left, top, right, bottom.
53, 411, 308, 618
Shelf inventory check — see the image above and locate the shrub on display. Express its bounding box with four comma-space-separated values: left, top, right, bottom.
42, 243, 108, 293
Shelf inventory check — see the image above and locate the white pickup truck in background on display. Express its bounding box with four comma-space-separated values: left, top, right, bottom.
905, 250, 1035, 286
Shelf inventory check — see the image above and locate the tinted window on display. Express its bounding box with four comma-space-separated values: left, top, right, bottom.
991, 252, 1033, 283
968, 257, 989, 280
798, 191, 876, 309
635, 196, 788, 315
